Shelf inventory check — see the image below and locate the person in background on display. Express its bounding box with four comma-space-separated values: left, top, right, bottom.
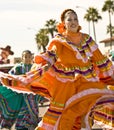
109, 50, 114, 62
0, 45, 14, 64
1, 9, 114, 130
0, 50, 46, 130
9, 50, 34, 75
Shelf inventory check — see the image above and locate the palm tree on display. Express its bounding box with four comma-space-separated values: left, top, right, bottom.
84, 7, 102, 42
102, 0, 114, 50
76, 6, 90, 35
85, 17, 91, 35
45, 19, 58, 38
83, 10, 91, 35
35, 28, 49, 52
107, 25, 114, 36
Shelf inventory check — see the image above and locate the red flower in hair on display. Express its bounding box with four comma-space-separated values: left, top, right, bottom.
56, 22, 65, 34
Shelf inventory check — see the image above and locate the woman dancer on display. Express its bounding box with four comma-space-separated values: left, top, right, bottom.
1, 9, 114, 130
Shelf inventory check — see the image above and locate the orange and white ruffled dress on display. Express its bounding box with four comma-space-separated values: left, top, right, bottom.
1, 33, 114, 130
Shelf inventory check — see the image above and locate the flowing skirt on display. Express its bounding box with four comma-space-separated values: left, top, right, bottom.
89, 93, 114, 129
0, 85, 43, 129
1, 71, 114, 129
29, 73, 114, 130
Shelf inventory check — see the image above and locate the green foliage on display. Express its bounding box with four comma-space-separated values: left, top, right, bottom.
35, 28, 49, 52
102, 0, 114, 35
35, 19, 58, 52
102, 0, 114, 49
84, 7, 102, 22
102, 0, 114, 14
107, 25, 114, 35
84, 7, 102, 42
45, 19, 58, 38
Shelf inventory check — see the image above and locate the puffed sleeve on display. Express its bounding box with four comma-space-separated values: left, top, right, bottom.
91, 46, 114, 78
82, 33, 114, 78
34, 35, 63, 66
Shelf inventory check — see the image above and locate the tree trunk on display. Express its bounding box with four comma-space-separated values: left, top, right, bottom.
92, 21, 97, 42
109, 10, 112, 50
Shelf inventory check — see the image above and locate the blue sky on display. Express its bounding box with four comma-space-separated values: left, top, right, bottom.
0, 0, 113, 57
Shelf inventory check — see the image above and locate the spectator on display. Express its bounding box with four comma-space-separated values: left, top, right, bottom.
109, 50, 114, 61
0, 45, 14, 64
0, 50, 46, 130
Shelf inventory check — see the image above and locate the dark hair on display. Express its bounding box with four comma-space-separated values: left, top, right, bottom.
60, 9, 77, 22
22, 50, 33, 55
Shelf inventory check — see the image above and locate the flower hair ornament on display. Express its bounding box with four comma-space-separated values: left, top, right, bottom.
56, 22, 65, 34
57, 22, 82, 34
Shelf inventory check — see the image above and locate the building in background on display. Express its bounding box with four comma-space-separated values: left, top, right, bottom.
100, 36, 114, 51
99, 36, 114, 61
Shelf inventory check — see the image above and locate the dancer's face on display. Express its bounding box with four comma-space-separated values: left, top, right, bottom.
64, 11, 79, 33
